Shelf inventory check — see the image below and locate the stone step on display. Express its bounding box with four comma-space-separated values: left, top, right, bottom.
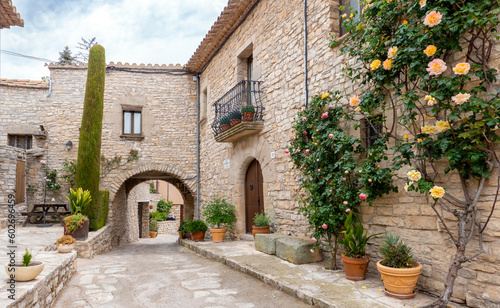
239, 233, 254, 241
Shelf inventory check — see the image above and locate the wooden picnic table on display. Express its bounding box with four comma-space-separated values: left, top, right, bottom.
22, 203, 71, 227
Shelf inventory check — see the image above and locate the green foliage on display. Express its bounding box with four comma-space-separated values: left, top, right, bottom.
149, 218, 158, 232
150, 211, 167, 222
22, 248, 32, 267
60, 159, 77, 188
66, 187, 91, 215
58, 46, 76, 65
230, 110, 242, 120
338, 212, 380, 258
178, 220, 188, 235
41, 161, 61, 191
75, 45, 106, 231
202, 196, 237, 229
157, 199, 173, 215
379, 234, 414, 269
63, 213, 88, 233
186, 220, 208, 233
150, 182, 156, 193
240, 105, 255, 113
220, 116, 230, 125
253, 212, 271, 227
94, 190, 109, 230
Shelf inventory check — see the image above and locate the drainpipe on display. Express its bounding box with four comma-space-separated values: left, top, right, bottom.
304, 0, 309, 109
47, 78, 52, 97
196, 74, 201, 220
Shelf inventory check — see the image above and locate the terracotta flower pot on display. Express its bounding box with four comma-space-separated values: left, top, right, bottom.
150, 231, 157, 238
178, 231, 185, 239
5, 261, 45, 282
64, 219, 89, 241
242, 111, 255, 122
221, 124, 230, 131
230, 118, 241, 127
210, 228, 227, 243
341, 254, 370, 281
252, 225, 270, 238
377, 260, 422, 299
57, 244, 75, 253
191, 231, 206, 242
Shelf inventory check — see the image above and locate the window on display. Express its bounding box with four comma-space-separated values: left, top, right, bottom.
340, 0, 363, 36
200, 87, 208, 120
8, 135, 32, 149
123, 108, 142, 135
361, 116, 382, 148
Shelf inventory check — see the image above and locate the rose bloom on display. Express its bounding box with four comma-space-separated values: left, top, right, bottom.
423, 45, 437, 57
305, 149, 309, 153
383, 59, 392, 70
322, 223, 328, 229
387, 46, 398, 59
404, 183, 410, 192
329, 133, 333, 138
302, 117, 307, 121
342, 177, 346, 181
429, 186, 445, 199
359, 193, 367, 200
453, 62, 470, 75
407, 170, 422, 181
302, 131, 307, 135
311, 237, 317, 243
321, 93, 328, 99
426, 59, 447, 76
296, 149, 300, 153
349, 95, 360, 107
419, 0, 426, 8
424, 11, 443, 27
424, 95, 438, 106
346, 208, 351, 213
310, 249, 315, 253
451, 93, 471, 105
370, 59, 381, 70
436, 121, 451, 133
421, 125, 437, 135
284, 149, 290, 154
343, 201, 348, 205
40, 160, 46, 164
322, 112, 328, 118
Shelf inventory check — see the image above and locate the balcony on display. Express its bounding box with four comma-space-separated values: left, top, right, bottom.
212, 80, 264, 142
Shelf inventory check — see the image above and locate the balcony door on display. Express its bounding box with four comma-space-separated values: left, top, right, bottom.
245, 159, 264, 233
247, 55, 255, 105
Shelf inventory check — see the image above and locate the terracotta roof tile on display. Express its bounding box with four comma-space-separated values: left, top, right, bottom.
185, 0, 259, 73
0, 78, 49, 88
1, 0, 24, 29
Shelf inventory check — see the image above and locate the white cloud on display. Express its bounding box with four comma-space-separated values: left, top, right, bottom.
1, 0, 227, 80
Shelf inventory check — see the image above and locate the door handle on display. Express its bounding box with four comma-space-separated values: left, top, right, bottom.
250, 183, 253, 190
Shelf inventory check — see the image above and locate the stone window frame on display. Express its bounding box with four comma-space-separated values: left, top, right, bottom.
200, 85, 209, 123
361, 115, 383, 148
121, 105, 144, 141
235, 40, 254, 83
8, 134, 32, 150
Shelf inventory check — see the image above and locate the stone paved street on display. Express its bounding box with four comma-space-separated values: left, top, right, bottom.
53, 234, 310, 308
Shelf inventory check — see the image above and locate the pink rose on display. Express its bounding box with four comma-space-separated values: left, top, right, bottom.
317, 169, 321, 172
296, 149, 300, 153
322, 112, 328, 118
285, 149, 289, 154
40, 160, 46, 164
311, 237, 317, 243
322, 224, 328, 229
342, 177, 346, 181
359, 193, 367, 200
329, 134, 333, 138
343, 201, 348, 205
368, 179, 372, 183
305, 149, 309, 153
302, 117, 307, 121
303, 131, 307, 135
345, 170, 349, 174
310, 249, 315, 253
346, 208, 351, 213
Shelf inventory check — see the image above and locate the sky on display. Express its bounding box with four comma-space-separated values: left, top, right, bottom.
0, 0, 228, 80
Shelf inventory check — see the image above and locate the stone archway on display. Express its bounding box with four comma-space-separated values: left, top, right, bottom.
102, 163, 196, 246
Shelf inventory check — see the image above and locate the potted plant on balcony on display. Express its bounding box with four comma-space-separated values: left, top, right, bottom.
229, 110, 242, 127
252, 212, 271, 238
338, 211, 381, 281
202, 195, 237, 243
55, 235, 76, 253
150, 218, 158, 238
64, 187, 91, 241
240, 105, 255, 122
4, 248, 45, 282
377, 234, 423, 299
220, 116, 231, 132
186, 220, 208, 242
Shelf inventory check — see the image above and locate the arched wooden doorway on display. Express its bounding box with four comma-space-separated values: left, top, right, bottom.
245, 159, 264, 233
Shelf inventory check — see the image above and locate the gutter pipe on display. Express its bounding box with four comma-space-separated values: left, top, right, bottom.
196, 74, 201, 220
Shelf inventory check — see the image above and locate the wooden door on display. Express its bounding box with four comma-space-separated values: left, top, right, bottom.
15, 160, 26, 204
245, 159, 264, 233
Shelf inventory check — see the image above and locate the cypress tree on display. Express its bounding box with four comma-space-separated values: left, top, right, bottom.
75, 45, 106, 231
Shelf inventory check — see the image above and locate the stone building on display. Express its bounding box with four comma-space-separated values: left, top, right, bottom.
1, 0, 499, 306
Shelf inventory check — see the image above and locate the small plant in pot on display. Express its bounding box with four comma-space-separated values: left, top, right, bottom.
150, 218, 158, 238
240, 105, 255, 122
220, 116, 231, 132
64, 187, 91, 241
252, 212, 271, 238
178, 220, 190, 239
377, 234, 422, 299
4, 248, 45, 282
186, 220, 208, 242
338, 211, 381, 281
55, 235, 76, 253
229, 110, 242, 127
202, 195, 237, 243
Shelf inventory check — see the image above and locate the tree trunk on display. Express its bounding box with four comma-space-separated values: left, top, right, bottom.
328, 234, 338, 270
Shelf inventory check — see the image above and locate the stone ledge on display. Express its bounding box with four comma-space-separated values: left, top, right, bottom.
214, 121, 264, 142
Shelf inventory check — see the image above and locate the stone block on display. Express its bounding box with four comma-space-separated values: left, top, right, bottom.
255, 233, 287, 255
275, 236, 322, 264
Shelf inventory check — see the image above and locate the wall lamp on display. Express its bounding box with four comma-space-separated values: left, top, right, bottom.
65, 141, 73, 151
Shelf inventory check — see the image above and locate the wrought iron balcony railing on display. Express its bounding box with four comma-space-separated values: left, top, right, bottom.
212, 80, 264, 138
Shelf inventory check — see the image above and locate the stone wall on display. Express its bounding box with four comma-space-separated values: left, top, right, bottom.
0, 145, 26, 222
196, 0, 500, 306
74, 225, 113, 259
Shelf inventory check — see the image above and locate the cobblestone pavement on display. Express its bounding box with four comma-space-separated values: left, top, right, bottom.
53, 235, 310, 308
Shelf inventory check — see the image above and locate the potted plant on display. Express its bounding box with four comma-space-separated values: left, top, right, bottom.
4, 248, 45, 282
202, 195, 237, 243
377, 234, 423, 299
150, 218, 158, 238
220, 116, 230, 132
229, 110, 242, 127
338, 211, 381, 281
178, 220, 189, 239
186, 220, 208, 242
252, 212, 271, 238
240, 105, 255, 122
64, 187, 91, 240
55, 235, 76, 253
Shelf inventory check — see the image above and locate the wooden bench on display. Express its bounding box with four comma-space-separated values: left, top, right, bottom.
21, 204, 71, 227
